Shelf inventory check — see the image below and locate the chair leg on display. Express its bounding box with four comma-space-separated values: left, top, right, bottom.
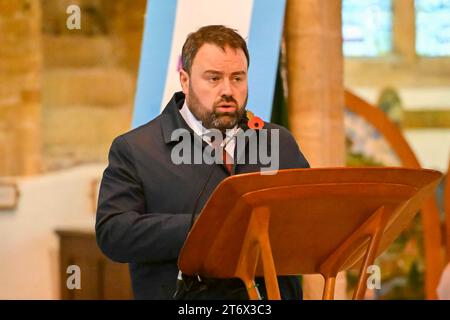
259, 230, 281, 300
243, 279, 262, 300
322, 275, 336, 300
353, 231, 383, 299
235, 225, 261, 300
235, 206, 279, 300
316, 205, 388, 300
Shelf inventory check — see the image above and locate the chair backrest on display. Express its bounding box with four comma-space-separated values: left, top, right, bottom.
345, 90, 444, 299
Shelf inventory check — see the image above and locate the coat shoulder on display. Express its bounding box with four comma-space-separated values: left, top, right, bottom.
263, 122, 295, 140
112, 114, 166, 149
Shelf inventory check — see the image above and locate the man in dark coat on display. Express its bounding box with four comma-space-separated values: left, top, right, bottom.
96, 25, 309, 299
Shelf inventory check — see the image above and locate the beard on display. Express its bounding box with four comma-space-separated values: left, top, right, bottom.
186, 83, 247, 132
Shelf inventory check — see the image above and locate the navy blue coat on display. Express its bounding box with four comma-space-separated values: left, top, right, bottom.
95, 92, 310, 299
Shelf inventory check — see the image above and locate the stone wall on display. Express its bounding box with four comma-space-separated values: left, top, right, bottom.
0, 0, 146, 176
0, 0, 42, 176
40, 0, 146, 171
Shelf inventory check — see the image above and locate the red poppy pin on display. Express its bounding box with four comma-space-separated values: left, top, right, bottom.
246, 110, 264, 130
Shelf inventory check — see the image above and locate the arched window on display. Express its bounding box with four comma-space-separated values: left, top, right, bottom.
416, 0, 450, 57
342, 0, 393, 57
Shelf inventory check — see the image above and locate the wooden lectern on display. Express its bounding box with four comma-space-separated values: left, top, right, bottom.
178, 167, 442, 300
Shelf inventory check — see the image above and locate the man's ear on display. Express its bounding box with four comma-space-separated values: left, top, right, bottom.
179, 69, 189, 95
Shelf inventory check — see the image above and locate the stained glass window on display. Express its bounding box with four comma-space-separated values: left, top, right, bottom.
416, 0, 450, 56
342, 0, 393, 57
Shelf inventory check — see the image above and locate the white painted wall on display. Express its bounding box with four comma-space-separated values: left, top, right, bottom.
0, 164, 104, 299
404, 129, 450, 172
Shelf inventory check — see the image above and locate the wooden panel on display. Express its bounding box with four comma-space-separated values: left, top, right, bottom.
56, 229, 133, 300
103, 262, 133, 299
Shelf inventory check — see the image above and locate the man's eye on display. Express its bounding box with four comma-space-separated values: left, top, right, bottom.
209, 77, 219, 82
233, 77, 242, 82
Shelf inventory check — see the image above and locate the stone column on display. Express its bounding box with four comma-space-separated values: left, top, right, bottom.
284, 0, 346, 299
393, 0, 416, 64
0, 0, 42, 176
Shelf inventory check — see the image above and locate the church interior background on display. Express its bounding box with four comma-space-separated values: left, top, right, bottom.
0, 0, 449, 299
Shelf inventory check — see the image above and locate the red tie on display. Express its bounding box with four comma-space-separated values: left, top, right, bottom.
222, 148, 233, 174
210, 133, 233, 174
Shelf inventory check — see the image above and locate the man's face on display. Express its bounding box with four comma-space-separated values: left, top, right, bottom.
179, 43, 248, 131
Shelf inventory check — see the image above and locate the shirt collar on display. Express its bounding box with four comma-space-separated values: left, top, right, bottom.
179, 101, 238, 147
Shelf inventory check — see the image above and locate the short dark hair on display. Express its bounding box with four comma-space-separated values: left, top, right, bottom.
181, 25, 250, 74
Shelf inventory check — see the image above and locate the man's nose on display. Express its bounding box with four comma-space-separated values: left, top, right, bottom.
220, 78, 233, 96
